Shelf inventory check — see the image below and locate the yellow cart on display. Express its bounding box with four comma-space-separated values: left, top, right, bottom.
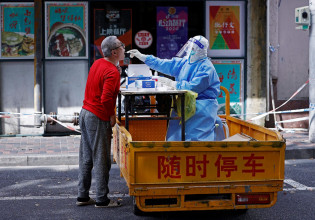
113, 86, 285, 214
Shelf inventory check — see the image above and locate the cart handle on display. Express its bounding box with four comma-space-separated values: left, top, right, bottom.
220, 86, 230, 116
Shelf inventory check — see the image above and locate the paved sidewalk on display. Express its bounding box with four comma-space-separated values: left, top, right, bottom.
0, 136, 81, 166
0, 131, 314, 166
282, 130, 315, 160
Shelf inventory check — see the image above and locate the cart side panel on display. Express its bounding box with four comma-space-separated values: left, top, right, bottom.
129, 141, 285, 212
131, 143, 285, 184
226, 116, 282, 141
113, 124, 133, 187
112, 123, 119, 163
120, 118, 167, 141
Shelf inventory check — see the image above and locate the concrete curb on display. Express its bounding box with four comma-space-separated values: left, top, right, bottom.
0, 155, 79, 166
0, 154, 115, 167
0, 143, 314, 166
285, 144, 315, 160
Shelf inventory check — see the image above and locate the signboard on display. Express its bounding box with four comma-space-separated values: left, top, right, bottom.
156, 7, 188, 59
135, 30, 152, 49
212, 59, 244, 116
94, 8, 132, 63
0, 2, 34, 59
206, 1, 245, 57
45, 1, 88, 59
134, 151, 278, 183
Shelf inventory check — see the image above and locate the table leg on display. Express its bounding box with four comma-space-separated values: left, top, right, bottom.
118, 93, 121, 122
181, 94, 185, 141
124, 95, 129, 131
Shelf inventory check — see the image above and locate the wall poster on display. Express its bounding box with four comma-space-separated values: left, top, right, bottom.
212, 59, 244, 117
94, 8, 132, 64
156, 7, 188, 59
135, 30, 152, 49
45, 2, 88, 59
0, 2, 34, 59
206, 1, 245, 57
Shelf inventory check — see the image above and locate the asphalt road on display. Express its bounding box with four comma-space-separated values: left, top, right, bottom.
0, 159, 314, 220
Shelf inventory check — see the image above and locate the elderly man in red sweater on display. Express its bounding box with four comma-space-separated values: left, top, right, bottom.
76, 36, 124, 208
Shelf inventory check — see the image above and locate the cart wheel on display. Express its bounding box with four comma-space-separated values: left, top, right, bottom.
132, 196, 143, 216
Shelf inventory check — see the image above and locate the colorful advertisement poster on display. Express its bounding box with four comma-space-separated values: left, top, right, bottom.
45, 2, 88, 59
156, 7, 188, 59
209, 6, 240, 50
206, 1, 245, 57
213, 60, 244, 116
209, 5, 240, 50
0, 3, 34, 59
94, 9, 132, 63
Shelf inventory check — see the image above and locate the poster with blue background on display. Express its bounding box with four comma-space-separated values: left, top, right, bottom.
156, 7, 188, 59
47, 4, 85, 33
1, 3, 34, 58
213, 60, 244, 117
45, 2, 88, 58
2, 4, 34, 34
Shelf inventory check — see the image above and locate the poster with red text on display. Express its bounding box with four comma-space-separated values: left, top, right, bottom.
45, 2, 88, 59
0, 2, 34, 59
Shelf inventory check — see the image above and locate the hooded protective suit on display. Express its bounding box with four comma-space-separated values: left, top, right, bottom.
144, 36, 221, 141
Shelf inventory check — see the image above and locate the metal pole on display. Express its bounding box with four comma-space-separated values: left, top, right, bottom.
34, 0, 43, 127
270, 77, 277, 129
266, 0, 270, 122
309, 0, 315, 142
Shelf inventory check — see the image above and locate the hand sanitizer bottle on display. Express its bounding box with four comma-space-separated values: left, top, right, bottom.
152, 71, 159, 89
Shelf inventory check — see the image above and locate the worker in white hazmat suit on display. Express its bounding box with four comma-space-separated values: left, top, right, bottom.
127, 35, 221, 141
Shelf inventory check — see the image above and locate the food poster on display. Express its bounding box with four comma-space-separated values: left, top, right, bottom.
212, 60, 243, 117
209, 5, 240, 50
45, 2, 88, 58
94, 9, 132, 64
0, 3, 34, 58
156, 7, 188, 59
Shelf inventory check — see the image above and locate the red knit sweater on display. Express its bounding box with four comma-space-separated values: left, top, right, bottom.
82, 59, 120, 121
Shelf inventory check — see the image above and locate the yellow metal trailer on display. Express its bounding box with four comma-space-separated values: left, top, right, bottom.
113, 86, 285, 214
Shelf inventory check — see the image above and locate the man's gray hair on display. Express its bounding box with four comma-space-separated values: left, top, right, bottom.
101, 36, 118, 57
